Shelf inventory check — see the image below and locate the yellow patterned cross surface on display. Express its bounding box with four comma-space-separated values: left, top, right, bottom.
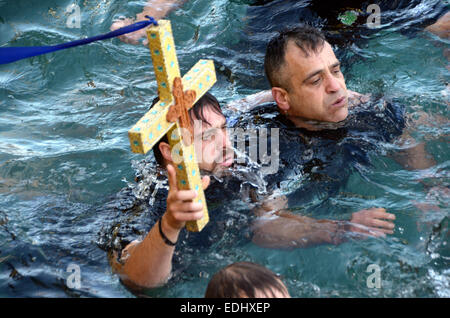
128, 20, 217, 232
167, 124, 209, 232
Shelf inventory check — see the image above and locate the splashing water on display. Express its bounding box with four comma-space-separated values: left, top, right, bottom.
124, 158, 168, 206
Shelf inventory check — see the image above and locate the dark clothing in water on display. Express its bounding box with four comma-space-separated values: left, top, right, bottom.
231, 98, 406, 209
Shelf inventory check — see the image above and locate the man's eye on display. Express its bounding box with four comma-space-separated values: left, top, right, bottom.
312, 78, 321, 85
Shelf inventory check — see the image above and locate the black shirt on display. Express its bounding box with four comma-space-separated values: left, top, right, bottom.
230, 97, 406, 209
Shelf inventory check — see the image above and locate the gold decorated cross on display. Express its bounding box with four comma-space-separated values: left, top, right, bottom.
128, 20, 217, 232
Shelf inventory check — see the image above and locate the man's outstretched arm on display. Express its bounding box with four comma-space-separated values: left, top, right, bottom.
112, 164, 209, 289
111, 0, 188, 45
226, 90, 274, 112
251, 195, 395, 249
425, 11, 450, 39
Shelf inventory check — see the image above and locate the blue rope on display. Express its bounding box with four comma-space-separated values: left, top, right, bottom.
0, 16, 158, 65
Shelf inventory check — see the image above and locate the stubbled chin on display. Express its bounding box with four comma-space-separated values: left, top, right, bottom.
326, 106, 348, 123
337, 106, 349, 121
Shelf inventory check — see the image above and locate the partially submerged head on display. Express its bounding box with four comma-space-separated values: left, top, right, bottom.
204, 261, 290, 298
153, 92, 234, 173
264, 25, 349, 124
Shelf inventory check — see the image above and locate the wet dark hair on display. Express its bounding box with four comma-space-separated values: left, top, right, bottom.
264, 24, 326, 89
204, 262, 288, 298
153, 92, 223, 166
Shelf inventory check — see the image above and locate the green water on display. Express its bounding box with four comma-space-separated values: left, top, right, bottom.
0, 0, 448, 297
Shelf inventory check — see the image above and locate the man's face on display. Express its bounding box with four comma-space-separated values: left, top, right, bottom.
191, 106, 234, 173
279, 40, 348, 123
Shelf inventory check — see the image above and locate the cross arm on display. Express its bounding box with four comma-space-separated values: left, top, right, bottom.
128, 59, 216, 154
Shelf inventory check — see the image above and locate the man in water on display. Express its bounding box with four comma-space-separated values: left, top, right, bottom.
104, 92, 239, 289
263, 24, 436, 169
239, 24, 439, 249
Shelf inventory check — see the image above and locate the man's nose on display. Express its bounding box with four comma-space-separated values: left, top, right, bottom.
325, 73, 340, 94
217, 127, 231, 150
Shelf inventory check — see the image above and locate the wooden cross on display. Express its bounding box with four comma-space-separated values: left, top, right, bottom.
128, 20, 217, 232
167, 77, 196, 146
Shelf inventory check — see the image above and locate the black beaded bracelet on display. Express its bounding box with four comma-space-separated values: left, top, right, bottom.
158, 217, 177, 246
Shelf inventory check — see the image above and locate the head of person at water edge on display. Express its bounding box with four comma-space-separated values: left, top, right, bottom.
205, 262, 290, 298
154, 93, 234, 172
265, 25, 349, 123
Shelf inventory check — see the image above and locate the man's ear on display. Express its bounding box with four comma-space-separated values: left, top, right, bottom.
159, 142, 173, 164
271, 87, 290, 114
